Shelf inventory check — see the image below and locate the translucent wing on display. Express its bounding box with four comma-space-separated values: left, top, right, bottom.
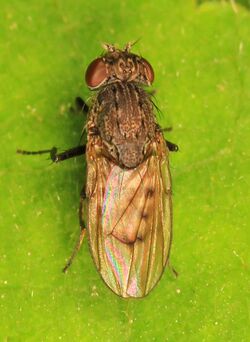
86, 134, 172, 298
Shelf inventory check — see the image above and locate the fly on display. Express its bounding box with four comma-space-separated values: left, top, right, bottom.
17, 43, 178, 298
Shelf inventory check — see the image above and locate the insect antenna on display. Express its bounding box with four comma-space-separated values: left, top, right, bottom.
102, 43, 116, 52
123, 38, 141, 52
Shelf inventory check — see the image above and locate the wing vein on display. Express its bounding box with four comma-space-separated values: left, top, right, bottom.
110, 166, 148, 236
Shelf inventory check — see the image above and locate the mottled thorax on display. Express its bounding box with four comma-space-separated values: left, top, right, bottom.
89, 82, 156, 168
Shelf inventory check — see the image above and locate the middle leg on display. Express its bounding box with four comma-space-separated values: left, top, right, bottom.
165, 140, 179, 152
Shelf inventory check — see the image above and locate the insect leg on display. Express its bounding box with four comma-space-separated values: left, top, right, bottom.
17, 145, 86, 163
75, 97, 89, 114
63, 188, 87, 273
162, 127, 173, 132
165, 140, 179, 152
50, 145, 86, 162
167, 260, 178, 278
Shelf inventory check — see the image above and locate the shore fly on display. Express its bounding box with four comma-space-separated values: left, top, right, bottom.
17, 43, 178, 298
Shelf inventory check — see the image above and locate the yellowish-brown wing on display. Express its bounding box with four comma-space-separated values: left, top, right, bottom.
86, 136, 172, 298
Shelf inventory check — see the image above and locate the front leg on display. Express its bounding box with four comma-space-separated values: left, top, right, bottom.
17, 145, 86, 163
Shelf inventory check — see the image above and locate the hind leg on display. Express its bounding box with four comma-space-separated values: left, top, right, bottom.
62, 188, 87, 272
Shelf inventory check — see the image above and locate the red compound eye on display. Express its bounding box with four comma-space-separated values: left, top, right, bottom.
85, 58, 108, 89
141, 58, 154, 84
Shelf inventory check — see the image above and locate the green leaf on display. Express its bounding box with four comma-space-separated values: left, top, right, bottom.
1, 0, 249, 341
